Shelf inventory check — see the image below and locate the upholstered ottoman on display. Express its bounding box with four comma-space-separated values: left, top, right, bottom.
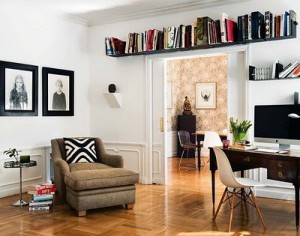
64, 168, 139, 216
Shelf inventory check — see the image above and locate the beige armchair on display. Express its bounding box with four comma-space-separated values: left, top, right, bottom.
51, 137, 139, 216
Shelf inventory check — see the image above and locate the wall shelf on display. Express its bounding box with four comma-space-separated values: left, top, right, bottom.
107, 22, 297, 58
104, 93, 122, 108
249, 77, 300, 81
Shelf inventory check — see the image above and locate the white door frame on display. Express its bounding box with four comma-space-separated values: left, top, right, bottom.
145, 45, 249, 184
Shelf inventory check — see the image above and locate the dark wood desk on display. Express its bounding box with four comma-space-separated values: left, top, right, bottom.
210, 148, 300, 229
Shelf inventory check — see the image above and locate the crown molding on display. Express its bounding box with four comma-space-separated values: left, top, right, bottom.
88, 0, 250, 26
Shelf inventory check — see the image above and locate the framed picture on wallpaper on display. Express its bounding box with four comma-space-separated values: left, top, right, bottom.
0, 60, 38, 116
196, 82, 216, 109
42, 67, 74, 116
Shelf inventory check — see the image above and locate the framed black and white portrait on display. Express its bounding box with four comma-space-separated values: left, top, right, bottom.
0, 60, 38, 116
42, 67, 74, 116
196, 82, 216, 109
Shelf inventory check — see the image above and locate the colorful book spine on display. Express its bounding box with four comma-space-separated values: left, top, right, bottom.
196, 17, 204, 45
29, 200, 53, 206
29, 205, 50, 211
220, 12, 228, 43
32, 194, 54, 202
225, 19, 237, 42
265, 11, 273, 38
251, 11, 264, 39
28, 187, 56, 195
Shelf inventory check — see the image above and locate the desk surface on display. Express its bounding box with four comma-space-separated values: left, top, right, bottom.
224, 147, 300, 158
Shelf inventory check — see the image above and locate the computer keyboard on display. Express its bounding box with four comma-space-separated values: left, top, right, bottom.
255, 148, 279, 153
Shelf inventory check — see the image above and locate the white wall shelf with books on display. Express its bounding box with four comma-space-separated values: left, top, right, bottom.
249, 60, 300, 81
105, 10, 297, 58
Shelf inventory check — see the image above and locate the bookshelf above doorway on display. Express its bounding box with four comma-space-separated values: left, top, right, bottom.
107, 33, 296, 58
105, 10, 297, 58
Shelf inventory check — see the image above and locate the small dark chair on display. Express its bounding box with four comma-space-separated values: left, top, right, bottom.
177, 130, 198, 169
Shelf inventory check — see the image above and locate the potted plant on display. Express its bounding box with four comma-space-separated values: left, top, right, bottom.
3, 148, 21, 162
230, 119, 252, 144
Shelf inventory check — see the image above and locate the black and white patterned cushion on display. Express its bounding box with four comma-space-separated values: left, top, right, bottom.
64, 138, 98, 164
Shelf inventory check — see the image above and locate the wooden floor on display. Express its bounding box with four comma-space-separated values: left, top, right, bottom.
0, 157, 298, 236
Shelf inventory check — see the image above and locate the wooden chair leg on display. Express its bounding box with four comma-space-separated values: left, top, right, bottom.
249, 188, 266, 230
228, 189, 236, 232
241, 188, 249, 218
214, 187, 227, 220
78, 210, 86, 217
124, 203, 135, 209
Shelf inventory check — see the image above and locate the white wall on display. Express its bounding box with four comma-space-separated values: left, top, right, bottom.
0, 1, 90, 150
88, 0, 300, 144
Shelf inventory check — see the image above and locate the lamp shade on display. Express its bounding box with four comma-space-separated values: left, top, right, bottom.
203, 131, 222, 148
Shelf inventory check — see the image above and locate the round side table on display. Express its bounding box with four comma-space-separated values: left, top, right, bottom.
4, 160, 37, 207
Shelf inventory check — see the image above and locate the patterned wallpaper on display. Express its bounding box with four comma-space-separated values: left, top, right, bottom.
166, 55, 228, 133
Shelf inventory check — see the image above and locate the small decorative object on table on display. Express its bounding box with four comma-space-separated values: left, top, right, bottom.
182, 96, 193, 115
20, 155, 30, 163
3, 148, 21, 162
222, 140, 230, 148
230, 118, 252, 144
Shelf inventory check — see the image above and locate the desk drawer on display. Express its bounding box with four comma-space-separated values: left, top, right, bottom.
268, 160, 295, 182
226, 152, 265, 170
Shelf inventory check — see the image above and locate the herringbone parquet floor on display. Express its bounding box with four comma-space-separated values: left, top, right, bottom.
0, 157, 297, 235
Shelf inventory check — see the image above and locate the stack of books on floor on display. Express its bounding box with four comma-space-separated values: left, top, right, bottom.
27, 183, 56, 212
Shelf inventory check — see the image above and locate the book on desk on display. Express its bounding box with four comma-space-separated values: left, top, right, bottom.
228, 144, 257, 150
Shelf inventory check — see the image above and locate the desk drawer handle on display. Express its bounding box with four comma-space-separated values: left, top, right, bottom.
278, 172, 283, 178
243, 157, 250, 162
277, 161, 283, 168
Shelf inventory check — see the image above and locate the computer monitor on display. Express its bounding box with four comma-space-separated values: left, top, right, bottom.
254, 104, 300, 150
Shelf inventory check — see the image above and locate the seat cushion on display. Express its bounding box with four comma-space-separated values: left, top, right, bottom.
64, 168, 139, 191
64, 137, 98, 164
69, 162, 112, 172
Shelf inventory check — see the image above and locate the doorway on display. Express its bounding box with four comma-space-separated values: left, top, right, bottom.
146, 46, 248, 185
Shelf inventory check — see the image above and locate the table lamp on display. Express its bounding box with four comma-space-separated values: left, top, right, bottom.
203, 131, 223, 148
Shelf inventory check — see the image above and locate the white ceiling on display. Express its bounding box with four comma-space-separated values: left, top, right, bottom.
23, 0, 249, 25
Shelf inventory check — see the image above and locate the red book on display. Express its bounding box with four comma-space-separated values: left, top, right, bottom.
226, 19, 237, 42
27, 183, 55, 191
28, 187, 56, 195
146, 29, 154, 51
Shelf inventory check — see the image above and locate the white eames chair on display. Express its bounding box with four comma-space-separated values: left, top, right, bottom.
213, 147, 266, 232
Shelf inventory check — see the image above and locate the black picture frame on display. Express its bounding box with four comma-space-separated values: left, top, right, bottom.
42, 67, 74, 116
0, 60, 38, 116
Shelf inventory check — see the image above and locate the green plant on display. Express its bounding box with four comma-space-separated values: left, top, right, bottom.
3, 148, 21, 162
230, 119, 252, 143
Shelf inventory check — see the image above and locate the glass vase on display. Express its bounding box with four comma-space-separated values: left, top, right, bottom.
233, 132, 247, 144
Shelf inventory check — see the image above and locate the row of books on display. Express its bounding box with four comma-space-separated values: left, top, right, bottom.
250, 59, 300, 80
105, 9, 296, 55
278, 61, 300, 78
237, 10, 296, 41
27, 183, 56, 212
105, 37, 126, 55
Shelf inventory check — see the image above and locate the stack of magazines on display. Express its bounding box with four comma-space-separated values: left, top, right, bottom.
27, 183, 56, 212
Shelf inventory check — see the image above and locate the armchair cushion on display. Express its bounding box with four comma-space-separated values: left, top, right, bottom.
64, 138, 98, 164
64, 168, 139, 191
